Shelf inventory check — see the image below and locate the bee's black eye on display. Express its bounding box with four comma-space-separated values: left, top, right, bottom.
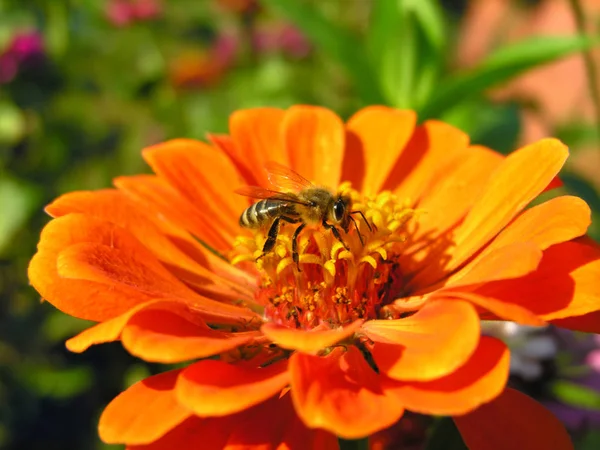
333, 200, 345, 222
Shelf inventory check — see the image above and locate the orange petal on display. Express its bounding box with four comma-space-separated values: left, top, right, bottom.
552, 310, 600, 333
283, 105, 345, 188
229, 108, 287, 186
29, 214, 164, 321
66, 299, 182, 353
115, 174, 231, 251
116, 174, 257, 291
439, 241, 543, 290
99, 370, 190, 445
440, 291, 546, 326
121, 307, 259, 363
127, 392, 338, 450
142, 139, 246, 243
45, 189, 232, 289
28, 213, 256, 323
468, 238, 600, 321
290, 346, 405, 439
261, 320, 363, 353
408, 145, 504, 246
56, 237, 254, 324
438, 195, 592, 291
344, 106, 417, 195
480, 195, 590, 253
385, 336, 509, 415
362, 300, 480, 381
390, 120, 470, 200
176, 360, 289, 416
454, 388, 574, 450
446, 138, 569, 273
208, 133, 260, 186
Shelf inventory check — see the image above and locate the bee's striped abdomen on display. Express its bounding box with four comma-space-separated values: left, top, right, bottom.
239, 199, 290, 228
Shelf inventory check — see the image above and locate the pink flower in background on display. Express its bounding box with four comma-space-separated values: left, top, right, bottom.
0, 31, 45, 84
215, 0, 259, 15
252, 24, 311, 58
106, 0, 162, 27
585, 335, 600, 372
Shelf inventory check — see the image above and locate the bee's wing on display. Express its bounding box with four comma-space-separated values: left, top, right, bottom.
234, 186, 312, 206
264, 161, 313, 192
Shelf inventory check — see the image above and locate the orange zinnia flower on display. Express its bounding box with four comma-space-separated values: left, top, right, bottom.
29, 105, 600, 449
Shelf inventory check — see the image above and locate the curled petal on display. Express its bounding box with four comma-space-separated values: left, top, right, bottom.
121, 308, 259, 363
442, 291, 545, 326
45, 189, 217, 282
454, 388, 574, 450
283, 105, 345, 187
176, 360, 289, 417
469, 238, 600, 321
99, 370, 190, 445
66, 299, 188, 353
29, 214, 171, 321
261, 320, 363, 353
386, 336, 509, 415
362, 300, 480, 381
290, 346, 405, 439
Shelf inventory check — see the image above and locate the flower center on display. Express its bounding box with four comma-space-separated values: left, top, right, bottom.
230, 184, 417, 329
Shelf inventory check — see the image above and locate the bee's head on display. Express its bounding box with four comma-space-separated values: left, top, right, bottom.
331, 194, 352, 231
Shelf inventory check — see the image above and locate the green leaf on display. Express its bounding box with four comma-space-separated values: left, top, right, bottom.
367, 0, 446, 108
552, 380, 600, 410
425, 417, 469, 450
561, 172, 600, 213
442, 99, 521, 154
419, 36, 598, 119
21, 365, 94, 399
0, 100, 26, 144
579, 429, 600, 450
0, 175, 42, 255
260, 0, 384, 104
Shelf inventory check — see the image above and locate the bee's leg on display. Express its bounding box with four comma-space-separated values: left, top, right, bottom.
258, 216, 300, 263
258, 217, 282, 260
291, 223, 306, 271
351, 210, 373, 232
322, 220, 349, 251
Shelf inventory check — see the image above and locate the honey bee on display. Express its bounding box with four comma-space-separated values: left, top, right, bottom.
236, 162, 371, 271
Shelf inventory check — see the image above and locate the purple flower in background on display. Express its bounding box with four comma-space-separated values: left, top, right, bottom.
0, 31, 45, 84
544, 330, 600, 432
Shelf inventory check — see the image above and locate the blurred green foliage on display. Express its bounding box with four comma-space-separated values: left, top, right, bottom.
1, 0, 600, 449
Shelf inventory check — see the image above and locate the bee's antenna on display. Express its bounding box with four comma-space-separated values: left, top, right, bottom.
351, 210, 373, 232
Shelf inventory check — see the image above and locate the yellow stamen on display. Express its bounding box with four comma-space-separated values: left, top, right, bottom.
229, 185, 419, 328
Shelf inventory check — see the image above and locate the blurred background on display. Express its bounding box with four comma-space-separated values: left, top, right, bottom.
2, 0, 600, 449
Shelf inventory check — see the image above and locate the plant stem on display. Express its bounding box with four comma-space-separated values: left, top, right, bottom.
568, 0, 600, 143
338, 437, 369, 450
